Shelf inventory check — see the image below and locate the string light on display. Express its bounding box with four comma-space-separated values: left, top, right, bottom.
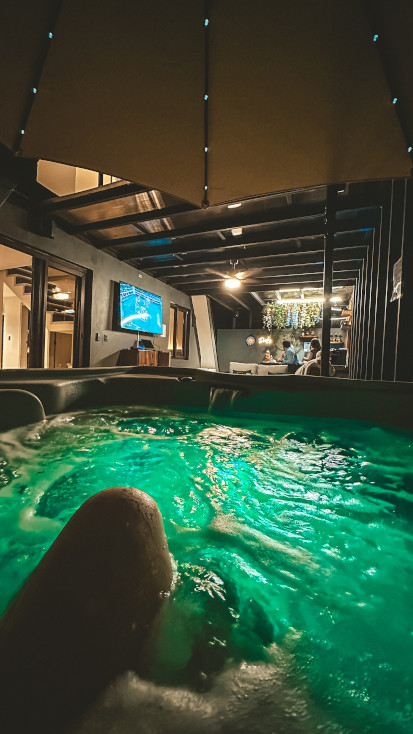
392, 97, 398, 104
408, 146, 412, 153
48, 31, 53, 39
279, 297, 323, 304
20, 129, 25, 135
373, 34, 379, 42
204, 19, 209, 26
204, 94, 208, 101
32, 87, 37, 94
204, 147, 208, 152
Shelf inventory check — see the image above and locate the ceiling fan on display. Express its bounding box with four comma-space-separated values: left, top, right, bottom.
206, 260, 261, 289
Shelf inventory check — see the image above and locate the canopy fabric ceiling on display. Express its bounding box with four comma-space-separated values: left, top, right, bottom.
1, 0, 412, 206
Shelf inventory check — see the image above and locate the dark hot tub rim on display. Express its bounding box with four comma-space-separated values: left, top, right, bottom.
0, 366, 412, 432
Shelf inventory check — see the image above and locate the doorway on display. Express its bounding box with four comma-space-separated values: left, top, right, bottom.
0, 238, 91, 369
44, 266, 78, 368
0, 244, 32, 369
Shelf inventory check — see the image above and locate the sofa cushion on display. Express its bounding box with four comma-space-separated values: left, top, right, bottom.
229, 362, 258, 374
257, 364, 288, 376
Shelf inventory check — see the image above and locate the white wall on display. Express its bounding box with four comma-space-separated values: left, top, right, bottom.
2, 284, 22, 369
191, 295, 217, 369
37, 161, 99, 196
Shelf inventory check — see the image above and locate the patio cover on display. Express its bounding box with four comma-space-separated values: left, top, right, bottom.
1, 0, 412, 205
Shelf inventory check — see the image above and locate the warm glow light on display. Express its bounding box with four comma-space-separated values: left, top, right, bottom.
54, 292, 70, 300
231, 227, 243, 236
227, 202, 241, 209
280, 297, 323, 304
225, 278, 241, 289
330, 296, 342, 303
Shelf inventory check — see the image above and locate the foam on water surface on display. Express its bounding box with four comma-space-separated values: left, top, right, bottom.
0, 406, 412, 733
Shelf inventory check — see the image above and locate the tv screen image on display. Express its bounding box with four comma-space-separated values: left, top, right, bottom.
119, 282, 162, 335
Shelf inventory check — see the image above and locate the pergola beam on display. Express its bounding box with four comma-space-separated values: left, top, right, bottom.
67, 202, 198, 233
144, 242, 369, 275
96, 203, 378, 253
182, 275, 357, 295
38, 181, 150, 213
162, 259, 362, 286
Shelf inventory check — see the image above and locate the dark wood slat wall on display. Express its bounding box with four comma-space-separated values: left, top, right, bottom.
321, 186, 335, 377
349, 178, 413, 383
364, 227, 379, 380
349, 276, 361, 379
381, 179, 406, 381
395, 178, 413, 382
371, 182, 393, 380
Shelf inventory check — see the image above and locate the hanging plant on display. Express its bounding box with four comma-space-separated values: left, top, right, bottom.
263, 301, 322, 329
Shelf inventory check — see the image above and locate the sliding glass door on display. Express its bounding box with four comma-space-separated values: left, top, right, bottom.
0, 238, 91, 369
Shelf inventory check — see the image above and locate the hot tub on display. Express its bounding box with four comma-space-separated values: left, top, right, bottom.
0, 369, 413, 733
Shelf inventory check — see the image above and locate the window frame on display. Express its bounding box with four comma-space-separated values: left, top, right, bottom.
168, 303, 190, 360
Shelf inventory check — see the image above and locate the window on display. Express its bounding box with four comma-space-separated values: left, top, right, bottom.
168, 304, 190, 359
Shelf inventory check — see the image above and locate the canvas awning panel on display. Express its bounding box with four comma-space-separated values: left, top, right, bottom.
0, 0, 411, 206
20, 0, 205, 205
372, 0, 413, 150
0, 0, 56, 149
207, 0, 411, 204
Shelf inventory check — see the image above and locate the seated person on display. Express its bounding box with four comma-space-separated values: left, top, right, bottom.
303, 337, 321, 362
295, 350, 335, 376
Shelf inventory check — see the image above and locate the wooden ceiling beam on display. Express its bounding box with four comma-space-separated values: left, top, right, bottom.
144, 243, 368, 275
38, 181, 150, 213
162, 259, 362, 285
181, 275, 357, 295
66, 202, 198, 234
98, 201, 379, 253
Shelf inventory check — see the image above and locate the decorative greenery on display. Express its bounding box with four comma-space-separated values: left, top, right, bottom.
263, 301, 322, 330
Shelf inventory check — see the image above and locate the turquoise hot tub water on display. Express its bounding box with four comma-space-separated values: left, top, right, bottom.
0, 406, 412, 733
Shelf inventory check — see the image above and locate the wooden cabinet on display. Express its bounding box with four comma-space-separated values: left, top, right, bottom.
118, 348, 170, 367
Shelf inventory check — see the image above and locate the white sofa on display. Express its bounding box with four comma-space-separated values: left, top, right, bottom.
229, 362, 288, 375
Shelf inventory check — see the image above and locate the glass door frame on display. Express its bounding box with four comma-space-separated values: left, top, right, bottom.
0, 234, 92, 368
169, 303, 190, 360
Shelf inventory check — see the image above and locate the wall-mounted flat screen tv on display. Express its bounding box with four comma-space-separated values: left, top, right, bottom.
119, 281, 162, 334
